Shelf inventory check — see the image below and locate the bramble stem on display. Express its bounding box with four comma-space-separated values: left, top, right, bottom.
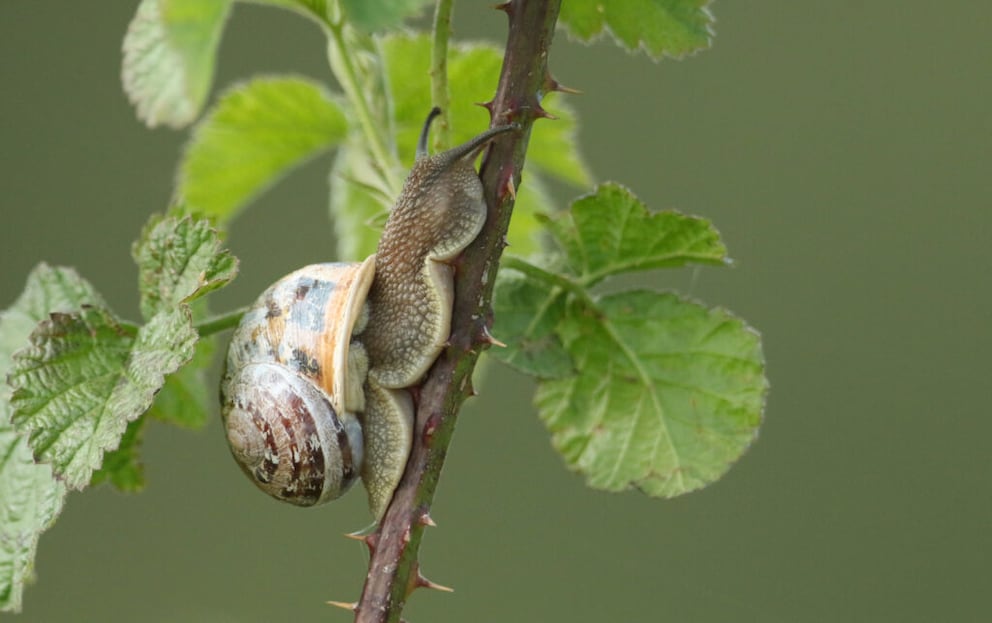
353, 1, 564, 621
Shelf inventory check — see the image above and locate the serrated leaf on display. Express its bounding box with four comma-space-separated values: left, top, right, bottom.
89, 416, 148, 493
0, 266, 106, 363
133, 214, 238, 320
559, 0, 714, 60
490, 272, 572, 379
122, 0, 233, 128
177, 76, 347, 222
536, 290, 766, 497
0, 425, 65, 613
548, 183, 727, 285
0, 266, 83, 612
9, 308, 196, 490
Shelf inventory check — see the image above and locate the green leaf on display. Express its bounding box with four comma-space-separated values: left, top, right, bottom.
491, 272, 572, 379
177, 76, 348, 222
133, 214, 238, 320
122, 0, 233, 128
147, 334, 216, 429
9, 308, 196, 490
536, 290, 766, 497
239, 1, 331, 27
0, 265, 94, 612
243, 0, 430, 31
493, 184, 767, 497
0, 266, 106, 356
559, 0, 714, 60
89, 416, 149, 493
547, 183, 727, 285
340, 0, 432, 32
0, 425, 65, 613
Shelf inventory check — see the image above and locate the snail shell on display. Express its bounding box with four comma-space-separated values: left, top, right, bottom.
220, 260, 374, 506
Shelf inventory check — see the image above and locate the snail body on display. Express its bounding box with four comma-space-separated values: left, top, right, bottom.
221, 110, 515, 518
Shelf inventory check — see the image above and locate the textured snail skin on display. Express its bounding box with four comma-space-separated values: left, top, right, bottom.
359, 126, 515, 515
220, 261, 373, 506
364, 128, 511, 387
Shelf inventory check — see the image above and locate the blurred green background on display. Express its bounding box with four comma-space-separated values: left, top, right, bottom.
2, 2, 990, 621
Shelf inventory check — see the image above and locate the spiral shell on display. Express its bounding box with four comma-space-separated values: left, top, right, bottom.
220, 260, 374, 506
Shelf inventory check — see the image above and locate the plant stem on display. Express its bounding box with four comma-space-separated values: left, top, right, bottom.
353, 1, 563, 621
326, 17, 402, 196
430, 0, 454, 151
501, 256, 594, 305
194, 307, 247, 336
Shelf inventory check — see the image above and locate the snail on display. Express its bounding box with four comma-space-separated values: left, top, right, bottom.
220, 109, 516, 518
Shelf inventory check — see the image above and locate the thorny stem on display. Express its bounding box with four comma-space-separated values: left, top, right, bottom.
353, 1, 564, 622
430, 0, 454, 151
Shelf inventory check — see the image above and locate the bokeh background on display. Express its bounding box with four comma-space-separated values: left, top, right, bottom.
2, 2, 990, 621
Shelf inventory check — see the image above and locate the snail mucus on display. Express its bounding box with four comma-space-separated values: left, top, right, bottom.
220, 109, 515, 518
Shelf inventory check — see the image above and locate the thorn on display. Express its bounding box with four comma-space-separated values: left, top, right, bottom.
553, 83, 582, 95
544, 72, 582, 95
459, 374, 476, 397
476, 100, 495, 116
419, 511, 437, 528
326, 600, 357, 612
533, 104, 558, 121
492, 1, 512, 15
407, 561, 456, 597
345, 527, 379, 553
417, 573, 455, 593
479, 324, 507, 348
505, 176, 517, 200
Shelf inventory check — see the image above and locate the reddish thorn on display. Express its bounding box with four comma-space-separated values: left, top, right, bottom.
345, 529, 379, 553
505, 176, 517, 201
544, 72, 582, 95
533, 105, 558, 121
492, 1, 512, 15
460, 375, 476, 397
419, 511, 438, 528
326, 600, 357, 611
553, 82, 582, 95
417, 572, 455, 593
476, 100, 495, 115
480, 325, 507, 348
